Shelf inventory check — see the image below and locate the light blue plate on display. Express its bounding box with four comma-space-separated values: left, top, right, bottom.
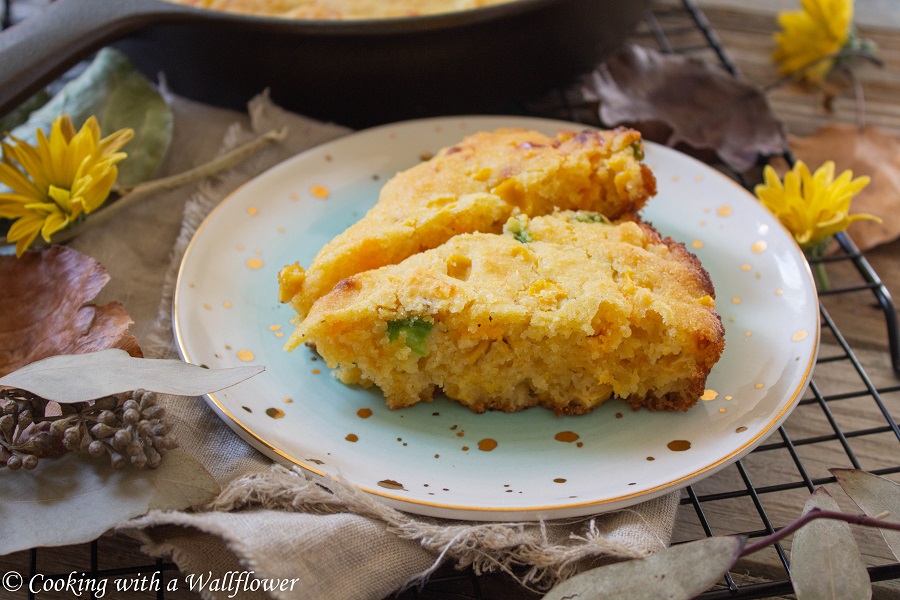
174, 116, 819, 521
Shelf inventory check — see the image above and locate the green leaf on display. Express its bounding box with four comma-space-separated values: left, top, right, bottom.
0, 448, 218, 555
387, 318, 434, 357
0, 349, 264, 403
791, 487, 872, 600
542, 536, 745, 600
832, 468, 900, 562
5, 48, 172, 187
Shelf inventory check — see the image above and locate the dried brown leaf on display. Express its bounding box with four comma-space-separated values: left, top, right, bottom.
832, 468, 900, 562
791, 487, 872, 600
0, 246, 141, 377
583, 44, 787, 172
788, 124, 900, 251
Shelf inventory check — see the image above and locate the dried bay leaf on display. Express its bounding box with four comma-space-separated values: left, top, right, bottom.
0, 349, 263, 403
0, 246, 141, 377
787, 124, 900, 251
541, 536, 745, 600
0, 448, 218, 555
791, 487, 871, 600
583, 44, 787, 173
832, 469, 900, 561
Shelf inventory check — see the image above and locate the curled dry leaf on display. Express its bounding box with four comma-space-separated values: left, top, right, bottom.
0, 349, 265, 404
0, 246, 141, 377
582, 44, 787, 173
791, 487, 871, 600
0, 448, 219, 555
832, 468, 900, 562
541, 535, 745, 600
787, 124, 900, 251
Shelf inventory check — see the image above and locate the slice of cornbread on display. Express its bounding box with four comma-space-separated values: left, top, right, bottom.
279, 127, 656, 321
293, 211, 724, 414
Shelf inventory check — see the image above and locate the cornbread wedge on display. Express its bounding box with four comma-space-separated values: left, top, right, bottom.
292, 211, 724, 414
279, 127, 656, 321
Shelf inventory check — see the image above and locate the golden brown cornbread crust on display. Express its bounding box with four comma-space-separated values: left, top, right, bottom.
278, 127, 656, 321
294, 212, 724, 414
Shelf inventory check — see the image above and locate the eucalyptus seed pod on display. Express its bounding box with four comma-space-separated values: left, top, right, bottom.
108, 450, 127, 470
138, 392, 156, 408
51, 416, 76, 434
63, 425, 83, 450
112, 428, 132, 452
123, 399, 139, 413
88, 440, 106, 458
141, 405, 165, 421
135, 420, 151, 437
123, 408, 140, 425
98, 410, 118, 426
90, 423, 116, 439
0, 414, 14, 438
126, 441, 143, 458
17, 410, 33, 430
6, 454, 22, 470
130, 452, 148, 469
22, 454, 39, 470
151, 421, 169, 437
145, 446, 162, 469
1, 400, 16, 415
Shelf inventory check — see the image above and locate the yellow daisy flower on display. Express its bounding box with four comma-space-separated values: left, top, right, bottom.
773, 0, 853, 83
755, 160, 878, 250
0, 115, 133, 256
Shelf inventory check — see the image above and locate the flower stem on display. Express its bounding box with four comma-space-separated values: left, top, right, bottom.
741, 508, 900, 557
4, 127, 288, 248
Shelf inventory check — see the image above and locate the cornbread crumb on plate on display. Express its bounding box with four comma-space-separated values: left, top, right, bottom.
295, 211, 725, 414
279, 127, 656, 321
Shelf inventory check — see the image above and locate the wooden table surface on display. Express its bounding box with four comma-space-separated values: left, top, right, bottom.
2, 1, 899, 598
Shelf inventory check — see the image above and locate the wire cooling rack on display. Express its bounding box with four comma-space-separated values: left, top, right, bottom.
2, 0, 898, 598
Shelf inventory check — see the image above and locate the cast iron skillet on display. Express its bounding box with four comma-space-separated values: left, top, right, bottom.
0, 0, 648, 128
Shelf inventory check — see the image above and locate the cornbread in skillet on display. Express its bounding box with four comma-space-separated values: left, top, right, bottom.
293, 211, 724, 414
279, 127, 656, 321
168, 0, 518, 19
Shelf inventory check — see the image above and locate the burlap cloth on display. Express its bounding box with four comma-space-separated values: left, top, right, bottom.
70, 92, 679, 600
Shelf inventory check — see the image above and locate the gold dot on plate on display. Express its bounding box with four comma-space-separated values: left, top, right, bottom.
247, 207, 258, 216
236, 244, 245, 251
792, 330, 809, 342
692, 240, 704, 249
553, 478, 567, 483
732, 297, 741, 304
290, 193, 299, 201
283, 398, 293, 403
223, 301, 232, 308
203, 303, 212, 310
695, 174, 703, 182
269, 324, 282, 331
672, 175, 680, 182
265, 407, 284, 419
345, 434, 358, 442
275, 332, 284, 338
776, 289, 784, 296
478, 439, 498, 452
751, 240, 768, 254
357, 408, 372, 419
310, 184, 330, 199
725, 396, 733, 401
745, 331, 752, 337
278, 227, 286, 233
312, 369, 321, 375
236, 349, 255, 362
755, 383, 764, 389
717, 205, 733, 217
246, 258, 264, 270
701, 389, 718, 401
719, 408, 727, 413
741, 264, 752, 271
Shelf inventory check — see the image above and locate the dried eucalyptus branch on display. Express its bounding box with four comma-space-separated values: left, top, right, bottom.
741, 507, 900, 556
0, 387, 177, 471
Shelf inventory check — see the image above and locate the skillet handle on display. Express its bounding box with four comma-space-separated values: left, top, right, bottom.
0, 0, 194, 118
